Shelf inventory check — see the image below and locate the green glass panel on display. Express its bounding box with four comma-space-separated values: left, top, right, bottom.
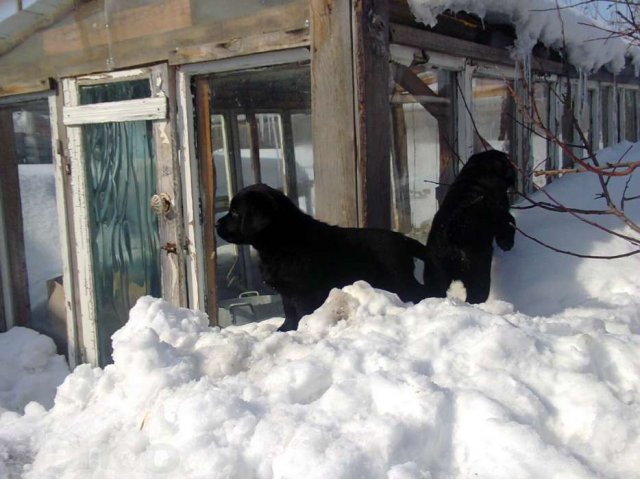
79, 79, 151, 105
83, 120, 161, 366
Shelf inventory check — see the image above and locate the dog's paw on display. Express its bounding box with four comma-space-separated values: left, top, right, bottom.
496, 236, 514, 251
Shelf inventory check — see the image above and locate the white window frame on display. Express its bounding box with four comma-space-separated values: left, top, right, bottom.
62, 65, 180, 366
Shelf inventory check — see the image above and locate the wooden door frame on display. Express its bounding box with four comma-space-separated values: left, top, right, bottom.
61, 64, 185, 366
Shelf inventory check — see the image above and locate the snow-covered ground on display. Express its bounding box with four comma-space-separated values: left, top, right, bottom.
1, 142, 639, 478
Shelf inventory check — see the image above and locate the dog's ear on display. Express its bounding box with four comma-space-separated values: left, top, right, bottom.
240, 191, 278, 237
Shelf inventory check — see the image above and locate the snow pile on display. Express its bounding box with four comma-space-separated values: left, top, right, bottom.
4, 285, 638, 478
408, 0, 640, 73
492, 140, 640, 316
0, 327, 69, 415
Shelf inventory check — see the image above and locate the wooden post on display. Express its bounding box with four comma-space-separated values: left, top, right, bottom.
194, 77, 218, 325
311, 0, 391, 228
352, 0, 391, 228
0, 110, 30, 327
311, 0, 358, 227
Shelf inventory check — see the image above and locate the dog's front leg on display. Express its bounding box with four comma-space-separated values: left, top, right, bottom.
277, 296, 300, 331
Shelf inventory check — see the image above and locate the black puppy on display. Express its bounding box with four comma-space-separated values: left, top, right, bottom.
216, 183, 430, 331
424, 150, 516, 303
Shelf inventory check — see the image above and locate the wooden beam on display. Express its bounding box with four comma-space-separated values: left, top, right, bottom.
62, 97, 167, 126
169, 28, 310, 66
311, 0, 358, 227
0, 110, 30, 327
194, 77, 218, 325
352, 0, 391, 228
0, 2, 310, 94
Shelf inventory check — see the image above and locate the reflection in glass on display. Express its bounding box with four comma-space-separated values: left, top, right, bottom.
532, 83, 550, 188
390, 68, 455, 242
79, 79, 151, 105
83, 120, 161, 366
472, 77, 515, 154
12, 101, 64, 352
205, 63, 312, 326
625, 90, 638, 142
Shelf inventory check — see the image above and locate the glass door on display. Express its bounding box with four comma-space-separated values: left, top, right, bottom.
62, 66, 185, 366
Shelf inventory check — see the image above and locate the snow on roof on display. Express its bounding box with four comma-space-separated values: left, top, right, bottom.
408, 0, 640, 74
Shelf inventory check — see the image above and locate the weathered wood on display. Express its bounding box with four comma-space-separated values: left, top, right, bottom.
390, 104, 411, 232
311, 0, 358, 227
353, 0, 391, 229
0, 77, 53, 97
42, 0, 191, 55
195, 77, 218, 325
151, 64, 188, 308
169, 28, 310, 66
49, 93, 80, 366
62, 97, 168, 125
0, 0, 74, 56
0, 1, 310, 95
0, 109, 30, 327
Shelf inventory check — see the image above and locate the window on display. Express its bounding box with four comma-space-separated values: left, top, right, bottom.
472, 76, 515, 155
0, 100, 65, 352
196, 62, 313, 326
389, 66, 456, 243
532, 82, 550, 188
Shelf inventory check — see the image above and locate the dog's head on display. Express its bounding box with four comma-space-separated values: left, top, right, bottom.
459, 150, 517, 189
216, 184, 283, 245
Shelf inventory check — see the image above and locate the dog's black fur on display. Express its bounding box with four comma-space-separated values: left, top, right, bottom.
216, 183, 430, 331
424, 150, 517, 303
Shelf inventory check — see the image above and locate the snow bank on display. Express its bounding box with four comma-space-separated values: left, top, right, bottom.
0, 327, 69, 414
6, 285, 639, 478
408, 0, 640, 73
492, 140, 640, 316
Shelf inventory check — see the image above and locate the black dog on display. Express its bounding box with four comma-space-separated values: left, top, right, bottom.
424, 150, 516, 303
216, 183, 430, 331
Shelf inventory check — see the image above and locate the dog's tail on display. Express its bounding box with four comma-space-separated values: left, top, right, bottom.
403, 236, 429, 262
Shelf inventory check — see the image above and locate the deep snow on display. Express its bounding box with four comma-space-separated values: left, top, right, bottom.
0, 142, 639, 478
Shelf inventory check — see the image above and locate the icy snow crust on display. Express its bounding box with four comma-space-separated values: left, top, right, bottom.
1, 142, 639, 477
408, 0, 640, 73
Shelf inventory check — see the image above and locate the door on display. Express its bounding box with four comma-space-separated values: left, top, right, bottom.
62, 66, 185, 366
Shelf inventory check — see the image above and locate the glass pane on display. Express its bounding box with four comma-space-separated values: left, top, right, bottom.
291, 112, 314, 215
13, 106, 53, 165
79, 79, 151, 105
602, 87, 611, 146
390, 68, 455, 243
236, 114, 259, 186
83, 120, 161, 366
472, 77, 515, 154
11, 101, 65, 352
625, 90, 638, 142
256, 113, 285, 191
532, 82, 549, 189
206, 63, 312, 326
